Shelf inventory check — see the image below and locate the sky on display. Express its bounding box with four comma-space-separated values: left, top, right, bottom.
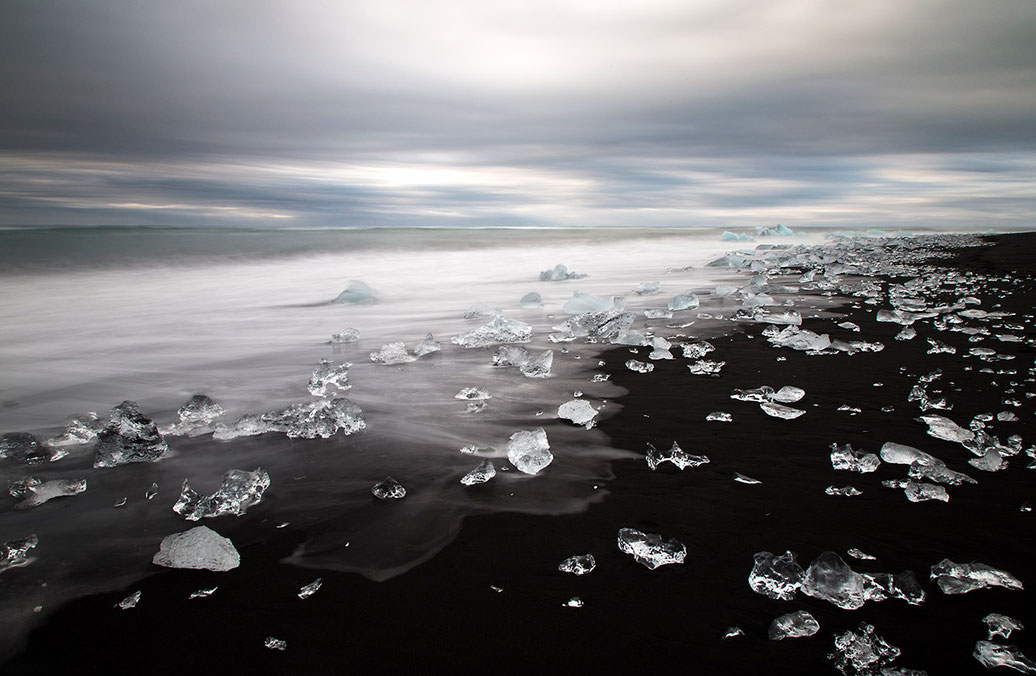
1, 0, 1035, 230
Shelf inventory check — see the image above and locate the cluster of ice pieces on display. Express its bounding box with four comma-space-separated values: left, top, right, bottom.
929, 559, 1023, 594
539, 263, 586, 281
452, 316, 532, 348
213, 398, 365, 440
370, 333, 440, 364
173, 468, 270, 520
492, 346, 553, 378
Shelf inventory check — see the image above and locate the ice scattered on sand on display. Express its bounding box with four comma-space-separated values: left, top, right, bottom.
769, 611, 820, 640
298, 578, 323, 599
1, 534, 38, 572
645, 442, 709, 470
506, 428, 553, 475
558, 554, 596, 575
9, 476, 87, 510
173, 468, 270, 521
153, 526, 240, 571
371, 477, 406, 499
984, 613, 1025, 641
749, 551, 805, 601
973, 641, 1036, 673
93, 401, 168, 468
333, 280, 375, 304
930, 559, 1023, 594
558, 399, 598, 429
617, 528, 686, 569
460, 459, 496, 485
452, 315, 532, 348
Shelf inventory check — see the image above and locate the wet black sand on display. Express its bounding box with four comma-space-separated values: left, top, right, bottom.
5, 232, 1036, 675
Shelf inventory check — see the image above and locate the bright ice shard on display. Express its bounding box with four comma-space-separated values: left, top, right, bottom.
492, 346, 553, 377
882, 479, 949, 502
760, 401, 805, 419
298, 578, 322, 599
452, 315, 532, 348
330, 328, 360, 344
930, 559, 1023, 594
265, 637, 287, 651
173, 468, 270, 521
848, 548, 876, 560
558, 554, 596, 575
985, 614, 1025, 641
830, 443, 881, 473
688, 360, 726, 375
1, 534, 38, 572
506, 428, 553, 475
682, 341, 715, 359
826, 485, 862, 497
460, 459, 496, 485
879, 442, 940, 466
0, 432, 64, 464
116, 591, 141, 610
153, 526, 240, 571
563, 291, 615, 314
735, 473, 762, 484
647, 336, 674, 360
93, 401, 168, 468
969, 448, 1006, 472
626, 360, 654, 373
668, 293, 700, 311
558, 399, 598, 429
539, 264, 586, 281
724, 627, 746, 638
645, 442, 709, 470
749, 551, 805, 601
463, 304, 496, 319
189, 586, 218, 599
369, 341, 416, 365
973, 641, 1036, 673
333, 280, 375, 304
765, 325, 832, 352
768, 611, 820, 640
909, 462, 977, 486
611, 329, 649, 346
371, 477, 406, 499
920, 414, 975, 443
9, 476, 87, 510
802, 551, 867, 610
307, 360, 351, 396
829, 623, 902, 674
161, 394, 227, 436
838, 321, 861, 332
752, 310, 803, 326
706, 412, 732, 422
896, 327, 917, 341
520, 292, 543, 308
412, 333, 441, 357
616, 528, 686, 569
47, 412, 102, 447
229, 398, 366, 439
863, 570, 927, 606
552, 309, 634, 341
926, 338, 956, 354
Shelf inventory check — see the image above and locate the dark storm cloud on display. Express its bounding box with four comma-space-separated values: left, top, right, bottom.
1, 0, 1035, 227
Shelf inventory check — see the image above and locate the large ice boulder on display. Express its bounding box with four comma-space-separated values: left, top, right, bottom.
153, 526, 240, 571
93, 401, 168, 468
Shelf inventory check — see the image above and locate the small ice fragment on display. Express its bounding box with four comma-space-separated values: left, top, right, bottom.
626, 360, 654, 373
668, 293, 699, 311
616, 528, 686, 569
306, 361, 351, 397
688, 360, 725, 375
801, 551, 867, 610
116, 591, 141, 610
772, 386, 805, 403
0, 534, 39, 572
896, 326, 917, 341
829, 623, 902, 674
848, 548, 876, 560
734, 473, 761, 484
460, 459, 496, 485
930, 559, 1023, 594
145, 482, 158, 500
173, 468, 271, 520
264, 637, 287, 651
490, 585, 503, 593
985, 613, 1025, 641
838, 321, 861, 332
645, 442, 709, 470
563, 597, 584, 608
506, 428, 553, 475
153, 526, 240, 571
644, 309, 673, 319
9, 477, 87, 510
412, 333, 441, 357
558, 400, 597, 429
333, 280, 375, 304
330, 328, 360, 344
369, 341, 416, 365
826, 485, 862, 497
189, 586, 218, 599
467, 400, 487, 414
706, 412, 732, 422
636, 281, 662, 295
463, 304, 496, 319
973, 641, 1036, 672
455, 387, 491, 401
113, 497, 127, 508
93, 401, 168, 468
558, 554, 596, 575
540, 264, 586, 281
882, 479, 949, 502
768, 611, 820, 640
724, 627, 745, 639
927, 338, 956, 354
830, 443, 881, 473
452, 315, 532, 348
749, 551, 804, 601
760, 402, 805, 419
520, 292, 543, 308
371, 477, 406, 499
998, 411, 1019, 421
298, 578, 323, 599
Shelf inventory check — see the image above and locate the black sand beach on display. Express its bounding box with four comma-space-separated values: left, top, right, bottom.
5, 233, 1036, 675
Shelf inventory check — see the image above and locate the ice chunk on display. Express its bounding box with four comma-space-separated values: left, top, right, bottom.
189, 586, 217, 599
765, 325, 832, 352
93, 401, 168, 468
330, 328, 360, 344
333, 280, 375, 304
264, 638, 287, 651
721, 231, 754, 242
153, 526, 240, 571
688, 360, 726, 375
558, 554, 596, 575
830, 443, 881, 473
973, 641, 1036, 673
969, 448, 1006, 472
616, 528, 686, 569
768, 611, 820, 640
773, 386, 806, 403
611, 329, 649, 346
1, 534, 39, 572
829, 623, 901, 674
864, 570, 927, 606
463, 304, 496, 319
760, 401, 805, 419
749, 551, 805, 601
47, 412, 102, 447
920, 414, 975, 443
879, 442, 940, 466
626, 360, 654, 373
563, 291, 615, 314
267, 398, 366, 439
173, 468, 270, 521
895, 326, 917, 341
371, 476, 406, 499
753, 310, 803, 326
492, 346, 553, 378
519, 292, 543, 308
369, 341, 416, 365
563, 597, 584, 608
985, 613, 1025, 641
452, 316, 532, 348
724, 627, 746, 638
455, 387, 491, 401
298, 578, 323, 599
307, 360, 351, 396
9, 476, 86, 510
706, 412, 732, 422
802, 551, 867, 610
930, 559, 1023, 594
838, 321, 861, 332
116, 591, 141, 610
735, 473, 762, 484
681, 341, 715, 359
540, 264, 586, 281
161, 394, 227, 436
826, 485, 862, 497
882, 479, 949, 503
908, 462, 976, 486
636, 281, 662, 295
552, 309, 634, 341
558, 400, 598, 429
460, 459, 496, 485
506, 428, 553, 475
412, 333, 441, 357
647, 336, 673, 360
645, 442, 709, 470
668, 293, 699, 311
0, 432, 64, 464
848, 548, 876, 560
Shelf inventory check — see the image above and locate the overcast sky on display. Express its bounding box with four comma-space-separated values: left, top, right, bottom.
2, 0, 1035, 229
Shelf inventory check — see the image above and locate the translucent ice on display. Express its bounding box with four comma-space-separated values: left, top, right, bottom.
558, 400, 598, 429
506, 428, 553, 475
636, 281, 662, 295
826, 485, 862, 497
333, 280, 375, 304
552, 309, 634, 341
0, 432, 63, 464
768, 611, 820, 640
973, 641, 1036, 673
298, 578, 323, 599
9, 476, 87, 510
688, 360, 726, 375
616, 528, 686, 569
330, 328, 360, 344
412, 333, 441, 357
611, 329, 649, 346
829, 623, 901, 674
93, 401, 168, 468
908, 462, 976, 486
773, 386, 806, 403
452, 315, 532, 348
153, 526, 240, 571
369, 341, 417, 365
765, 325, 832, 352
558, 554, 596, 575
879, 442, 940, 467
519, 292, 543, 308
896, 326, 917, 341
735, 473, 762, 484
668, 293, 699, 311
47, 412, 102, 447
626, 360, 654, 373
969, 448, 1006, 472
682, 341, 715, 359
460, 459, 496, 485
984, 613, 1025, 641
706, 412, 732, 422
645, 442, 709, 470
802, 550, 867, 610
760, 401, 805, 419
161, 394, 227, 436
540, 264, 586, 281
271, 398, 366, 439
173, 468, 270, 521
455, 387, 491, 401
563, 291, 616, 314
265, 637, 287, 651
307, 360, 351, 396
116, 591, 141, 610
749, 551, 805, 601
920, 414, 975, 443
830, 443, 881, 473
371, 477, 406, 499
1, 534, 38, 572
882, 479, 949, 503
492, 346, 553, 378
930, 559, 1023, 594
